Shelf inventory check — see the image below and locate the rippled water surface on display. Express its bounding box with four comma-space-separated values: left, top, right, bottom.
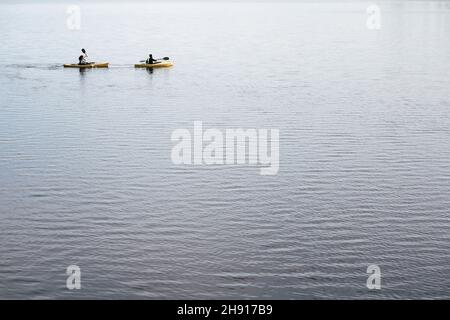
1, 1, 450, 299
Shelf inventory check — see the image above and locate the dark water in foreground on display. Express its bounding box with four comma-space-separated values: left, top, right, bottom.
1, 1, 450, 299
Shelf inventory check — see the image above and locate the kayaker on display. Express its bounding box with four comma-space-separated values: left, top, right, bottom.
146, 54, 157, 65
78, 55, 84, 65
78, 48, 89, 64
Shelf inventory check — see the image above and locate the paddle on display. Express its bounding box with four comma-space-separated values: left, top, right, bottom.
139, 57, 170, 63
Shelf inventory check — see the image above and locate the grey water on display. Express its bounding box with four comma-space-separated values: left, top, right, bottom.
1, 0, 450, 299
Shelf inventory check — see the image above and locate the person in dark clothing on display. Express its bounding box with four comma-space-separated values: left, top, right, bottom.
146, 54, 158, 64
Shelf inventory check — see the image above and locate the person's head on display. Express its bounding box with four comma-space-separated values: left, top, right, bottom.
149, 54, 152, 57
81, 48, 86, 54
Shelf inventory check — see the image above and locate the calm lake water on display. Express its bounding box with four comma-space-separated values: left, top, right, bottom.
1, 1, 450, 299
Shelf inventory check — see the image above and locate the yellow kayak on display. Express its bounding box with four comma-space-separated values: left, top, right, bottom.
134, 61, 173, 68
63, 62, 109, 68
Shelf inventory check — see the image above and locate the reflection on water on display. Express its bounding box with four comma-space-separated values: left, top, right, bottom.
0, 1, 450, 299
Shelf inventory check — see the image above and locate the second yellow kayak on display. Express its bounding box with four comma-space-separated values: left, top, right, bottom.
134, 62, 173, 68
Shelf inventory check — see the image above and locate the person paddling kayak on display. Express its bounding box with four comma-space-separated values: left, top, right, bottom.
146, 54, 158, 65
78, 55, 87, 65
78, 48, 90, 65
